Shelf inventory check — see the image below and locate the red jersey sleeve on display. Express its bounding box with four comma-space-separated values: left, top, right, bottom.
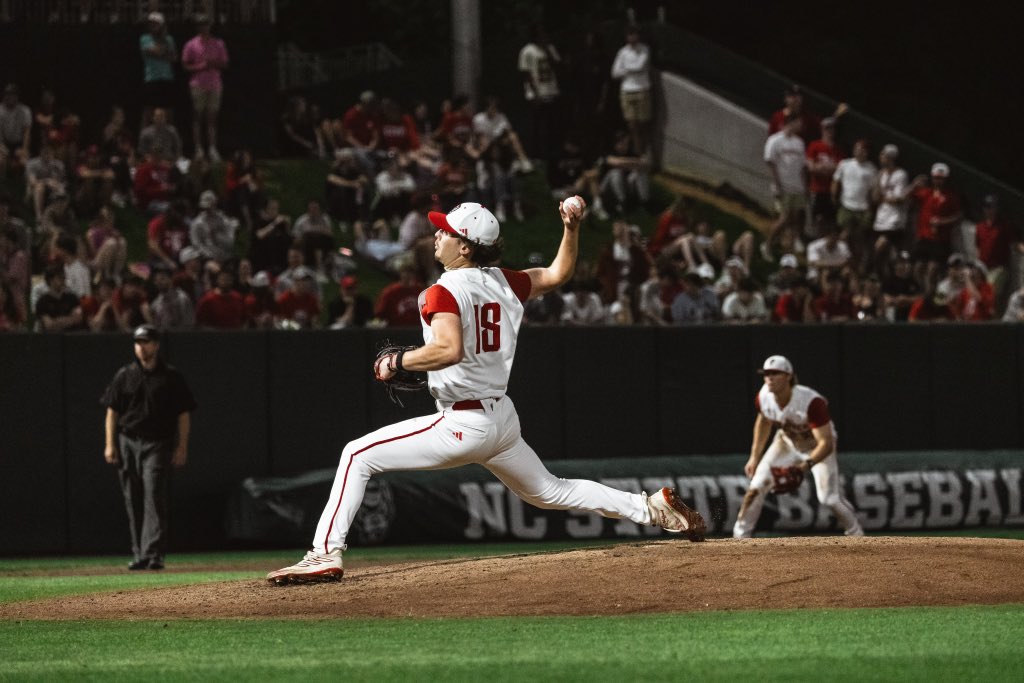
806, 397, 831, 428
500, 268, 532, 303
754, 393, 761, 411
420, 284, 460, 324
146, 215, 163, 240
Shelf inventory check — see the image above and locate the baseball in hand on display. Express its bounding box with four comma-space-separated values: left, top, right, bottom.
563, 196, 584, 217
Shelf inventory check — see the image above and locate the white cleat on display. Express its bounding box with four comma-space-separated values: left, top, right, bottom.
647, 487, 707, 542
266, 549, 344, 585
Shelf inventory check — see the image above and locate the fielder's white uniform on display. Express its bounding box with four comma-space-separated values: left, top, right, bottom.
732, 383, 863, 538
313, 266, 650, 553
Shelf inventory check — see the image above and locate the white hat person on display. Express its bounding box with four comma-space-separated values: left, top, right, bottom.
758, 355, 794, 374
428, 202, 500, 246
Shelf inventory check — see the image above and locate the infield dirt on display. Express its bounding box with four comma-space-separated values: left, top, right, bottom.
3, 537, 1022, 620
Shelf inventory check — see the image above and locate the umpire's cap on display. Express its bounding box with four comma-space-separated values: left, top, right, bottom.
133, 324, 160, 342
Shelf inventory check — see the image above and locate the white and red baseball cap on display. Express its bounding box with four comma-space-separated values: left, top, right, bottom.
758, 355, 794, 374
429, 202, 500, 246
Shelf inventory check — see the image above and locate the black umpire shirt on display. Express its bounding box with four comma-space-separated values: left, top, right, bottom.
101, 359, 197, 441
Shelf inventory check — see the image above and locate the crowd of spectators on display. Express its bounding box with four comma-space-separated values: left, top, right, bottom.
0, 18, 1020, 334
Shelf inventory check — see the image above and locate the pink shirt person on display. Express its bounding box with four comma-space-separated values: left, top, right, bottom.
182, 32, 229, 92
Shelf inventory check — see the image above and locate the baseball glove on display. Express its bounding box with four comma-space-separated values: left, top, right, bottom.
374, 342, 427, 407
770, 465, 805, 494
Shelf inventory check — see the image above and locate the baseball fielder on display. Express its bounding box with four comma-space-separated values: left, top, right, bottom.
268, 199, 704, 584
732, 355, 864, 538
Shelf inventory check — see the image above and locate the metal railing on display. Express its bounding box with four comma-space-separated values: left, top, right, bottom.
0, 0, 276, 24
276, 42, 404, 91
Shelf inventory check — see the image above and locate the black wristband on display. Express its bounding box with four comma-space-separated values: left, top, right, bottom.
395, 348, 406, 372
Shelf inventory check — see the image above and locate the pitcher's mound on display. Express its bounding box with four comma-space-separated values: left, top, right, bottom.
4, 537, 1023, 620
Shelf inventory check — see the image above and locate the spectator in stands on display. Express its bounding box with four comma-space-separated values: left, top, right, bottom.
112, 275, 152, 329
150, 267, 195, 330
248, 198, 292, 275
1001, 285, 1024, 322
275, 268, 321, 329
0, 196, 29, 251
882, 251, 921, 322
767, 84, 847, 144
280, 95, 318, 158
146, 202, 189, 272
138, 108, 182, 162
722, 277, 768, 324
635, 264, 669, 326
648, 196, 690, 259
81, 277, 123, 332
37, 191, 77, 262
340, 90, 382, 172
547, 133, 608, 220
812, 271, 855, 322
275, 246, 322, 301
25, 143, 66, 221
774, 273, 814, 324
328, 274, 374, 329
293, 199, 334, 277
673, 220, 753, 276
139, 12, 178, 126
851, 274, 885, 321
713, 256, 750, 300
224, 148, 263, 233
595, 221, 650, 306
0, 281, 24, 331
434, 144, 475, 209
519, 25, 562, 162
325, 148, 370, 231
101, 106, 135, 204
54, 233, 90, 299
936, 253, 968, 305
189, 190, 237, 262
910, 162, 963, 288
908, 287, 952, 322
805, 117, 843, 227
806, 223, 852, 284
36, 264, 84, 332
195, 267, 245, 329
182, 13, 229, 162
951, 260, 995, 321
610, 25, 652, 154
974, 194, 1021, 309
0, 225, 29, 323
869, 144, 911, 277
244, 270, 276, 329
565, 29, 613, 153
832, 139, 877, 273
671, 272, 720, 324
74, 145, 116, 218
598, 130, 651, 215
378, 98, 422, 167
0, 84, 32, 177
133, 148, 177, 215
173, 246, 204, 303
84, 206, 126, 284
374, 264, 423, 327
373, 155, 416, 225
472, 96, 532, 222
561, 276, 605, 325
762, 113, 807, 262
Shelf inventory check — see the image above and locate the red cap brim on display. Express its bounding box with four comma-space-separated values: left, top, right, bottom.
428, 211, 459, 237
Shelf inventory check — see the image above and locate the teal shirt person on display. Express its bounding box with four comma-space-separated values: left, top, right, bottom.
140, 32, 177, 84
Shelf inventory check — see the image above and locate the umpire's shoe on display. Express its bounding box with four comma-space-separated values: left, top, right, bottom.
266, 549, 344, 585
647, 487, 707, 542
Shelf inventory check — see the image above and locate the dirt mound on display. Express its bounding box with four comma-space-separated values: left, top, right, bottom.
3, 537, 1022, 620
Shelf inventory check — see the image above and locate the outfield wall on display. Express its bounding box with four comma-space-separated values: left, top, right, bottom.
0, 324, 1020, 554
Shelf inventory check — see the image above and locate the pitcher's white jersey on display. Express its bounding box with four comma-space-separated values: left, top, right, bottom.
418, 267, 531, 403
756, 384, 836, 453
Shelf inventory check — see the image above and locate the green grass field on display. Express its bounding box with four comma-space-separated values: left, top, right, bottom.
1, 534, 1022, 682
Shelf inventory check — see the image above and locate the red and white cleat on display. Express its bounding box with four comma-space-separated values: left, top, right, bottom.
647, 487, 707, 542
266, 549, 344, 585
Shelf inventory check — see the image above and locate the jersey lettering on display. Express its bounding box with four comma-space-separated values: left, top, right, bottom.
474, 302, 501, 353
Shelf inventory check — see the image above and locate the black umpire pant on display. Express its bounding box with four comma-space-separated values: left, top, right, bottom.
117, 434, 173, 563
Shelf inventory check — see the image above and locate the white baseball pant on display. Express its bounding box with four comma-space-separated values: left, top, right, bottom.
313, 396, 650, 552
732, 434, 863, 538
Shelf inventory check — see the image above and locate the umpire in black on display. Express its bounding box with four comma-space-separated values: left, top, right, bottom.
102, 324, 196, 570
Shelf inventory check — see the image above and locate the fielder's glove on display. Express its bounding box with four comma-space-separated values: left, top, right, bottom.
374, 342, 427, 407
770, 465, 805, 494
